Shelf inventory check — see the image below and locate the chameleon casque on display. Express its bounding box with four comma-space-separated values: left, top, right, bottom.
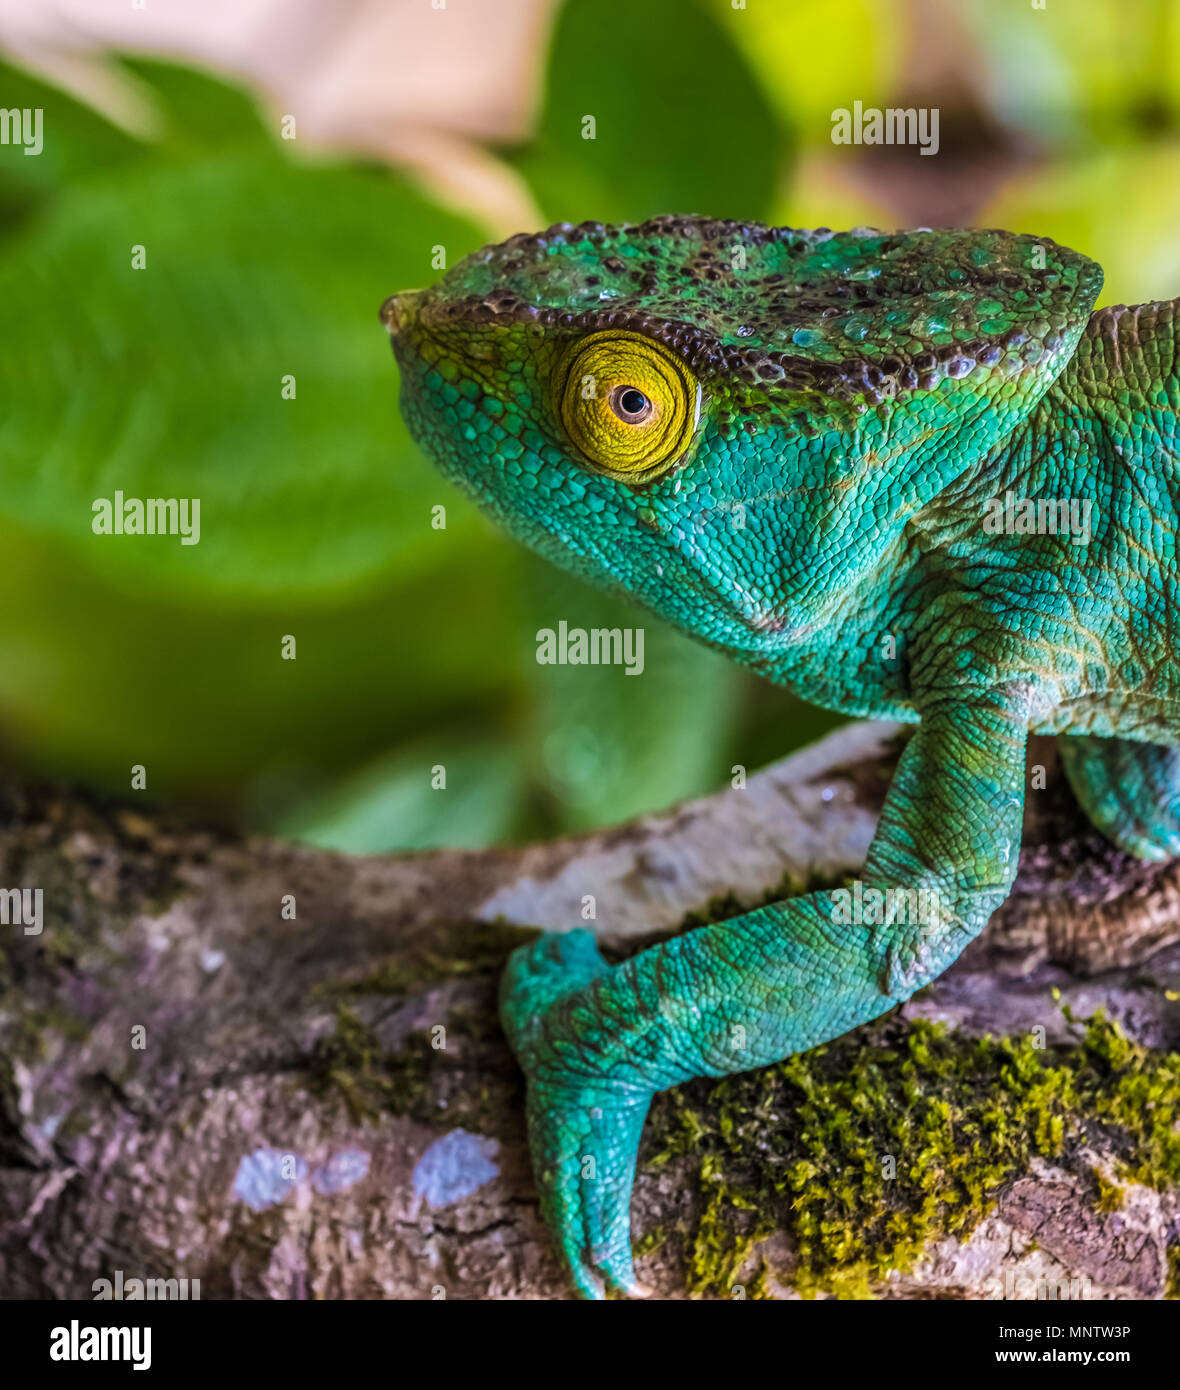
382, 216, 1180, 1298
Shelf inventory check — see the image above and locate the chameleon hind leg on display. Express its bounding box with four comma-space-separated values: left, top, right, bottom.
1059, 734, 1180, 861
502, 696, 1029, 1297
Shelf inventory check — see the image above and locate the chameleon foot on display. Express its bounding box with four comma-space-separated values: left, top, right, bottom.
501, 930, 653, 1299
1060, 735, 1180, 861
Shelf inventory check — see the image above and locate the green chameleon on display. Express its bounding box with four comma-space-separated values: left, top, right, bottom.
382, 217, 1179, 1298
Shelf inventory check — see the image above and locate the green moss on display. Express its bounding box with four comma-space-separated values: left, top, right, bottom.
303, 1003, 464, 1126
689, 1151, 777, 1295
1092, 1168, 1126, 1214
7, 1003, 91, 1062
1166, 1246, 1180, 1301
644, 1009, 1180, 1299
299, 879, 1177, 1299
302, 994, 513, 1135
317, 919, 539, 999
632, 1224, 668, 1258
1064, 1003, 1180, 1191
744, 1261, 775, 1300
299, 918, 538, 1134
304, 1002, 389, 1124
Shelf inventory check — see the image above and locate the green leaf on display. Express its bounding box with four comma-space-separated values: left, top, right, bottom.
115, 56, 276, 151
0, 57, 146, 230
274, 737, 525, 852
512, 0, 786, 226
0, 52, 824, 843
517, 562, 743, 831
0, 520, 525, 803
0, 57, 535, 826
706, 0, 904, 145
0, 77, 487, 602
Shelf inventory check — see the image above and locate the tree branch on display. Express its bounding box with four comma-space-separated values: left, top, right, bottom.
1, 722, 1177, 1300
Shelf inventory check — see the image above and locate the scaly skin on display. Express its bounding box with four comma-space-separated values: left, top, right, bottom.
381, 218, 1180, 1298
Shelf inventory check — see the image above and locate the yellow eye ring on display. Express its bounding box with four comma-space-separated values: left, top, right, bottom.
553, 331, 700, 482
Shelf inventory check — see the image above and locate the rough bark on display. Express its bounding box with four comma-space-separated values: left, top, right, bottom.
0, 721, 1177, 1300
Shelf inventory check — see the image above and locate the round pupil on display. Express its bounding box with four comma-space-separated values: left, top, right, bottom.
618, 388, 648, 418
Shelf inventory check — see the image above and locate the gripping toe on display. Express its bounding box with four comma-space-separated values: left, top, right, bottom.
500, 928, 612, 1045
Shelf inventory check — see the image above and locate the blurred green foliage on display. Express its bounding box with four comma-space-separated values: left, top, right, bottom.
1, 0, 1178, 852
512, 0, 784, 225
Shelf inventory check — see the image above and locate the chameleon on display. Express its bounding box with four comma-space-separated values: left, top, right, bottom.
381, 216, 1180, 1298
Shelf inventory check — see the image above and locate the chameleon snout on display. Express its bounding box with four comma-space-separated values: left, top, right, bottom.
380, 289, 424, 337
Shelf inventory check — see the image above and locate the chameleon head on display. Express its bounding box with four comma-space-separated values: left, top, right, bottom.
384, 217, 1101, 657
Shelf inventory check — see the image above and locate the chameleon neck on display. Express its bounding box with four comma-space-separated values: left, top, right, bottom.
1044, 299, 1180, 463
946, 300, 1179, 503
923, 299, 1180, 538
757, 301, 1180, 721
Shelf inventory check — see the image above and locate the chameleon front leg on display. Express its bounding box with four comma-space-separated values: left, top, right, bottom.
501, 697, 1028, 1298
1059, 734, 1180, 861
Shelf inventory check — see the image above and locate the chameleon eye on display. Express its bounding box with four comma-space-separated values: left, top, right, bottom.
612, 386, 652, 423
554, 330, 699, 482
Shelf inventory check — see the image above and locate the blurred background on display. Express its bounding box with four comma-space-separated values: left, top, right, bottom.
0, 0, 1177, 853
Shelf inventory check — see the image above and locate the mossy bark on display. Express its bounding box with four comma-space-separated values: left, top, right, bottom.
0, 723, 1177, 1299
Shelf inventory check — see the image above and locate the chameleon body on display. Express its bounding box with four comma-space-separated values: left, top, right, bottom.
382, 217, 1180, 1298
